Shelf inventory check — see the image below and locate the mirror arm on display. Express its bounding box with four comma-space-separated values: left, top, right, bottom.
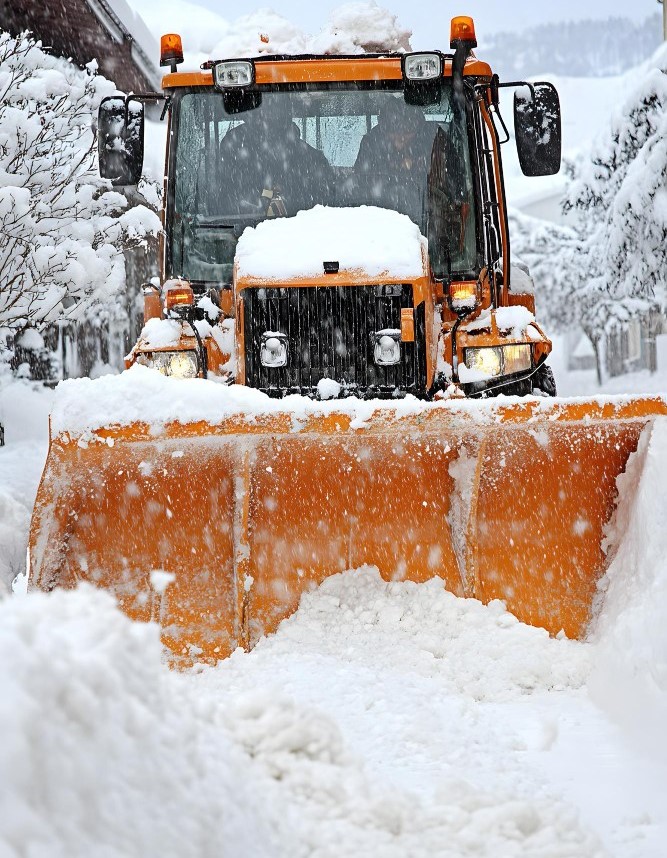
126, 92, 166, 102
496, 80, 536, 98
473, 79, 511, 145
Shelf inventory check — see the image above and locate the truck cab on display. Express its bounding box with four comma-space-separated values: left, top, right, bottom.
99, 16, 561, 399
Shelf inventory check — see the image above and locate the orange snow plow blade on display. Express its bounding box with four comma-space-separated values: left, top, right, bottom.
29, 397, 667, 665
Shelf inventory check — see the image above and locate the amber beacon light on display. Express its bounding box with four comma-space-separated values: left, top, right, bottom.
160, 33, 184, 72
450, 16, 477, 48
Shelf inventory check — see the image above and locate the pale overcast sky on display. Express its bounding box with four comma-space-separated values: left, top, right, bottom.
194, 0, 658, 48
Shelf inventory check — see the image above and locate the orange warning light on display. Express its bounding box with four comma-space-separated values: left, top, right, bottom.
160, 33, 184, 69
164, 281, 194, 310
450, 16, 477, 48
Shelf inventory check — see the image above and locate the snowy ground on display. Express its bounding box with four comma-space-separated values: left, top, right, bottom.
1, 347, 667, 856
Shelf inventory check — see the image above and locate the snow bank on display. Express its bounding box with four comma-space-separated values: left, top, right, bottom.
0, 586, 283, 857
589, 417, 667, 762
0, 573, 602, 857
0, 380, 53, 593
236, 206, 427, 282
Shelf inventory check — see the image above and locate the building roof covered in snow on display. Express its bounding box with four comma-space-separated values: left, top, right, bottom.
0, 0, 160, 92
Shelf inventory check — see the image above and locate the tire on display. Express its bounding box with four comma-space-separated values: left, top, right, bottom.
531, 363, 557, 397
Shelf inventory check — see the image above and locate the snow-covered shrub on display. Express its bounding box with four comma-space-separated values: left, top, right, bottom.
0, 33, 160, 342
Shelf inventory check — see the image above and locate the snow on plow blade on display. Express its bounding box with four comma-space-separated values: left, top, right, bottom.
29, 396, 667, 665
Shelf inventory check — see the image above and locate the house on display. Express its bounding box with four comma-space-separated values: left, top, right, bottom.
0, 0, 160, 92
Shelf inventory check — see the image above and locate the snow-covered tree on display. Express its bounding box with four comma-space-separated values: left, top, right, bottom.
559, 44, 667, 375
0, 33, 160, 343
512, 43, 667, 382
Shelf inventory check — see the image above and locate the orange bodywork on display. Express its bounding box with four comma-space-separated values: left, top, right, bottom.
161, 54, 492, 89
29, 397, 667, 666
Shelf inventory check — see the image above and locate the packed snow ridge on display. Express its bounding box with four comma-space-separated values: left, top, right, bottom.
49, 364, 667, 439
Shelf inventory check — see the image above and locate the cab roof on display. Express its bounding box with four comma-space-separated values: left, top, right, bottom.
162, 53, 492, 88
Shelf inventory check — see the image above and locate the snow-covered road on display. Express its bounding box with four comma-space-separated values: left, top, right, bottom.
1, 359, 667, 856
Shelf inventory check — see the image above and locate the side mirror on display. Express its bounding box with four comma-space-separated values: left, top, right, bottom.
98, 96, 145, 186
514, 82, 561, 177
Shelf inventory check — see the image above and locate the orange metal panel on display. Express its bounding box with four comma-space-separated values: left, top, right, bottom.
29, 397, 667, 667
401, 308, 415, 341
161, 56, 491, 89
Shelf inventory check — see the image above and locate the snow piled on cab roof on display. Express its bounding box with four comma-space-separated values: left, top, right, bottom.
128, 0, 411, 69
236, 206, 427, 282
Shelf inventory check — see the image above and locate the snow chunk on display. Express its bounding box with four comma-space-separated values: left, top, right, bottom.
138, 318, 182, 349
150, 569, 176, 594
236, 205, 427, 282
317, 378, 341, 400
463, 306, 537, 339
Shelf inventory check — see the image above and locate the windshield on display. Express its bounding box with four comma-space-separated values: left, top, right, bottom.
171, 85, 478, 283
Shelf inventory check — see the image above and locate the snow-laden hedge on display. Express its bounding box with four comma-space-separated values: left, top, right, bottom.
0, 33, 160, 335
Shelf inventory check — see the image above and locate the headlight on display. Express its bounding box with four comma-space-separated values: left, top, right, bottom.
502, 344, 532, 374
135, 350, 198, 378
402, 52, 443, 81
465, 347, 502, 377
450, 281, 478, 311
464, 344, 532, 378
260, 333, 288, 368
213, 60, 254, 89
374, 331, 401, 366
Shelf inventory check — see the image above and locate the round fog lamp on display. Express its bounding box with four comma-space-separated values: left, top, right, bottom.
374, 333, 401, 366
260, 333, 288, 368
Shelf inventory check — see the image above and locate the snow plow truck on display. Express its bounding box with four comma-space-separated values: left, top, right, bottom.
29, 18, 667, 665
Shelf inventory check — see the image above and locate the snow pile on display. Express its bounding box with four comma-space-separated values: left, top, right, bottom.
138, 317, 183, 349
309, 2, 411, 54
0, 573, 603, 857
49, 363, 667, 439
46, 364, 431, 437
0, 586, 283, 857
589, 417, 667, 762
130, 1, 411, 69
236, 206, 427, 282
195, 568, 600, 856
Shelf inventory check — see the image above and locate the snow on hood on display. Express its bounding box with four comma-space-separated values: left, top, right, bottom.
138, 318, 183, 349
235, 205, 427, 282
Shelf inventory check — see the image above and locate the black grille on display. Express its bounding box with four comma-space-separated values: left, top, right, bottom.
242, 284, 427, 397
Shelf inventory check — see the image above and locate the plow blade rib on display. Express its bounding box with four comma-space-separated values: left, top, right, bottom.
29, 400, 667, 664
